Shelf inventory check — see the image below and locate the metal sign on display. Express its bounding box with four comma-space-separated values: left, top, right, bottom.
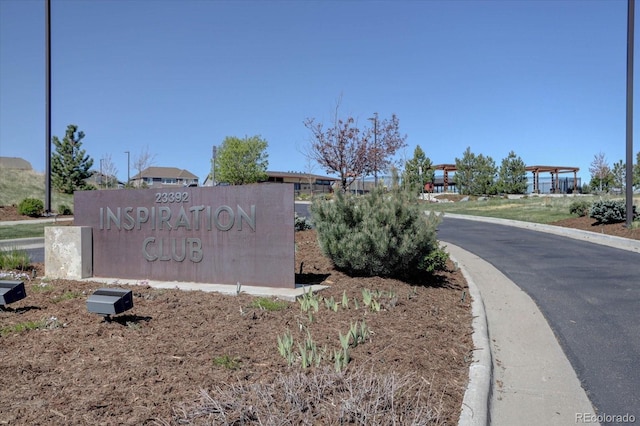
74, 184, 294, 288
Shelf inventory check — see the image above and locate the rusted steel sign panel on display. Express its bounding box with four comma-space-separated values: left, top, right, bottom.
74, 184, 294, 288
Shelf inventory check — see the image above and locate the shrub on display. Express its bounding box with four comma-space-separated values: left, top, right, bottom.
294, 212, 312, 231
17, 198, 44, 217
57, 204, 73, 215
589, 199, 638, 224
0, 247, 31, 270
311, 185, 447, 278
569, 200, 591, 217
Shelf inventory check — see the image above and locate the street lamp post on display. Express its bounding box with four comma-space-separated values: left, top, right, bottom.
125, 151, 130, 185
626, 0, 635, 228
368, 113, 378, 187
419, 165, 424, 200
45, 0, 52, 214
100, 158, 104, 188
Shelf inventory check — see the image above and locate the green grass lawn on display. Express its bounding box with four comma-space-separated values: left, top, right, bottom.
426, 194, 640, 224
0, 223, 52, 240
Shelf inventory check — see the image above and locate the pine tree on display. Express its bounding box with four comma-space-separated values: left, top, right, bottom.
403, 145, 434, 194
497, 151, 527, 194
51, 125, 94, 194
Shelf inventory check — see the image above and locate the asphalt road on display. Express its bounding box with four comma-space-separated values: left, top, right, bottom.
438, 217, 640, 424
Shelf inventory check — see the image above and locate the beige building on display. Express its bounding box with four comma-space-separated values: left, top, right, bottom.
130, 167, 199, 188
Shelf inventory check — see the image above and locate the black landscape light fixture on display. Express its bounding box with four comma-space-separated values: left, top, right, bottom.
0, 281, 27, 308
86, 288, 133, 320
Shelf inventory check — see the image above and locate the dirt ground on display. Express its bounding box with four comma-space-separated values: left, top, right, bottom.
1, 205, 637, 425
0, 207, 473, 425
550, 215, 640, 240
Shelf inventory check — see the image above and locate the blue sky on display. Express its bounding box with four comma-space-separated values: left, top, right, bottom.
0, 0, 635, 185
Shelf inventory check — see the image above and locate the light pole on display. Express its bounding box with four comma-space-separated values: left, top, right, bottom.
626, 0, 635, 228
368, 113, 378, 187
100, 158, 104, 188
45, 0, 52, 214
125, 151, 130, 185
419, 165, 424, 200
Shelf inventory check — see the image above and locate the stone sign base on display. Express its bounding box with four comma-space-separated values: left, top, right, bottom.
45, 226, 92, 279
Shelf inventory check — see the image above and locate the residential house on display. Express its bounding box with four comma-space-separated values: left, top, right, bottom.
130, 167, 199, 188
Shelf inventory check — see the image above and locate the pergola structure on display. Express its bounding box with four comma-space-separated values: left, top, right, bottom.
525, 165, 579, 194
432, 164, 457, 192
430, 163, 580, 194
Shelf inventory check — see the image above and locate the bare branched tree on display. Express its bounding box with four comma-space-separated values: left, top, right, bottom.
589, 151, 610, 192
303, 155, 318, 196
100, 154, 118, 188
133, 146, 157, 187
303, 102, 369, 192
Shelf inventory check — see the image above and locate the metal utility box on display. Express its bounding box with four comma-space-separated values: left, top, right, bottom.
86, 288, 133, 316
0, 281, 26, 306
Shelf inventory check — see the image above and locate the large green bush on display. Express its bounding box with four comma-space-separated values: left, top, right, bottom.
310, 186, 447, 278
589, 199, 638, 224
17, 198, 44, 217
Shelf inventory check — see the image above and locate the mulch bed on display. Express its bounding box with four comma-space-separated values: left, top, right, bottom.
0, 229, 473, 425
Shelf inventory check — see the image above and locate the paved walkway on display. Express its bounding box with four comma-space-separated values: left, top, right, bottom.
450, 243, 597, 426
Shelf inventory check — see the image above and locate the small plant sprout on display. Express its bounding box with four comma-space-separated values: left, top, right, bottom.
277, 330, 295, 366
349, 321, 359, 348
298, 342, 310, 369
324, 296, 338, 312
362, 288, 372, 308
298, 287, 319, 313
359, 320, 370, 342
339, 332, 350, 358
341, 291, 349, 309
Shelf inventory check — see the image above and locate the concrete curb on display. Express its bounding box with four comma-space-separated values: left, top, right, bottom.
449, 247, 492, 426
0, 237, 45, 250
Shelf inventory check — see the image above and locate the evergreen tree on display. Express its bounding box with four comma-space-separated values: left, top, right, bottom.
214, 135, 269, 185
473, 154, 498, 195
611, 159, 626, 191
310, 176, 447, 278
497, 151, 527, 194
403, 145, 434, 194
455, 147, 497, 195
51, 124, 94, 194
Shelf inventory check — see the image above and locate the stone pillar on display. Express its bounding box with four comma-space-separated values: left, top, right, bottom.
45, 226, 93, 279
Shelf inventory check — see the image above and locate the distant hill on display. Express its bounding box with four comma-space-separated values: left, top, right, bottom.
0, 168, 73, 210
0, 157, 33, 170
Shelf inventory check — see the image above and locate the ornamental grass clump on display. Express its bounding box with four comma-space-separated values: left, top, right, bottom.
311, 184, 447, 278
